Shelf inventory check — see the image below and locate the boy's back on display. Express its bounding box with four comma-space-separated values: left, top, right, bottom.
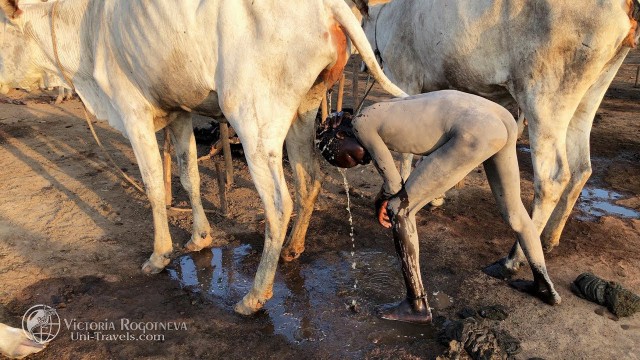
353, 90, 514, 157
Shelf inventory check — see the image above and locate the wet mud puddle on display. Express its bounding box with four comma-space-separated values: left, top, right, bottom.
167, 247, 435, 353
167, 169, 438, 354
577, 187, 640, 221
517, 146, 639, 222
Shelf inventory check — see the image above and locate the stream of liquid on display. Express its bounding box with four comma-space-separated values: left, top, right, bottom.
338, 168, 358, 308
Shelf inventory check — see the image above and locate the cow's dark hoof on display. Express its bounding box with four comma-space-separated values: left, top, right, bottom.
483, 259, 519, 280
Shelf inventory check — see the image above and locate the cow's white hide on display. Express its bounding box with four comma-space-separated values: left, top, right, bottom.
0, 0, 406, 315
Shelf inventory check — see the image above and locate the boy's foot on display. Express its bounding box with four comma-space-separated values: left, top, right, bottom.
510, 280, 562, 305
378, 298, 433, 324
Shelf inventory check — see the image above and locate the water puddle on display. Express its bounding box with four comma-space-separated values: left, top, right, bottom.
511, 148, 639, 222
577, 187, 640, 221
165, 169, 441, 352
167, 246, 435, 352
431, 291, 453, 310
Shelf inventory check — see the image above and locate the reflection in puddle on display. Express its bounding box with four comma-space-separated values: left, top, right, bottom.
167, 246, 436, 351
431, 292, 453, 310
577, 187, 640, 221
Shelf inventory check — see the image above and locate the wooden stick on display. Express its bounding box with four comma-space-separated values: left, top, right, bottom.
220, 122, 234, 186
352, 59, 359, 110
163, 128, 172, 207
635, 65, 640, 88
197, 127, 238, 162
337, 73, 345, 112
321, 92, 329, 125
215, 162, 228, 216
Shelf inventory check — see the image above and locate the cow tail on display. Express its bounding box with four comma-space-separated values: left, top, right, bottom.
327, 0, 408, 98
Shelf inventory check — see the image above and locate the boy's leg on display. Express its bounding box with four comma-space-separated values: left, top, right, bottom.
482, 139, 561, 305
380, 133, 503, 323
379, 191, 432, 324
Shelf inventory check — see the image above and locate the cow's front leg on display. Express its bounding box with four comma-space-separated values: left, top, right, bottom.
167, 112, 216, 251
123, 114, 173, 274
233, 130, 293, 315
281, 84, 325, 262
54, 86, 65, 105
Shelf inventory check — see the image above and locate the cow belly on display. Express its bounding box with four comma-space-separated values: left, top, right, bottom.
142, 50, 214, 111
192, 91, 225, 120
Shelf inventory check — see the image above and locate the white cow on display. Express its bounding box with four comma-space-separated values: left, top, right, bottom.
41, 72, 74, 104
351, 0, 639, 277
0, 0, 406, 317
0, 0, 72, 103
0, 323, 44, 359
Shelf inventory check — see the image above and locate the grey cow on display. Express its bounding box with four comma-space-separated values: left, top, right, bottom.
351, 0, 639, 278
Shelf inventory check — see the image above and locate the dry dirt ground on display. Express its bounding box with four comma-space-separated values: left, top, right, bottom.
0, 53, 639, 359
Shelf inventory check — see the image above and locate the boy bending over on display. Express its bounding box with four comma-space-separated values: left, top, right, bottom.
319, 90, 560, 324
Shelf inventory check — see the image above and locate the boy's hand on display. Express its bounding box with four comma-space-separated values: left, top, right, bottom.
375, 188, 393, 228
376, 199, 392, 229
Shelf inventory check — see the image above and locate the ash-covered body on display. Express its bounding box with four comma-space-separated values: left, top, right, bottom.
320, 90, 561, 323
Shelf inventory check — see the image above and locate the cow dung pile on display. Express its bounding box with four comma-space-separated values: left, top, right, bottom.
436, 306, 521, 360
571, 272, 640, 317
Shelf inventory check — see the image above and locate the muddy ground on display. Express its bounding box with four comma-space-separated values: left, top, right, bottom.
0, 52, 639, 359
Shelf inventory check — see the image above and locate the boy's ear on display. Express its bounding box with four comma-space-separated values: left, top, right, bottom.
0, 0, 22, 20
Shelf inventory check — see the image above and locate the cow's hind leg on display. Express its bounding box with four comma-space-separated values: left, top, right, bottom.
122, 112, 173, 274
482, 125, 560, 305
231, 117, 294, 315
167, 112, 215, 252
540, 49, 628, 251
281, 84, 325, 262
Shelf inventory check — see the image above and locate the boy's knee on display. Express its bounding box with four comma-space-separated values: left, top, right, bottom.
387, 189, 411, 220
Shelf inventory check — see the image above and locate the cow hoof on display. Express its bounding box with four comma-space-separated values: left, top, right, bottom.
542, 241, 559, 254
483, 259, 519, 280
510, 280, 562, 305
280, 247, 303, 262
184, 233, 214, 252
233, 296, 263, 316
141, 254, 170, 275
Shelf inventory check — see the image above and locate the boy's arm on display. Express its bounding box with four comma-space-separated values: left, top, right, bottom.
354, 126, 403, 198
